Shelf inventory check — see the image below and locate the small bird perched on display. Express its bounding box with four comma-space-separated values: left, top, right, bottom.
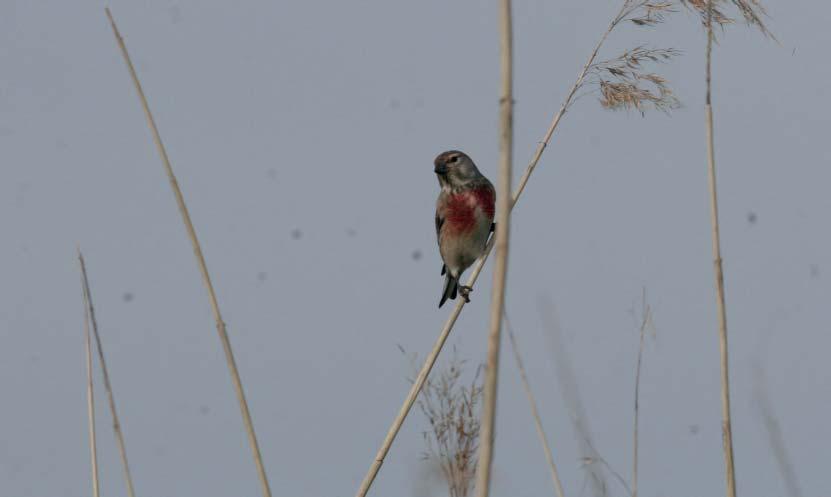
434, 150, 496, 308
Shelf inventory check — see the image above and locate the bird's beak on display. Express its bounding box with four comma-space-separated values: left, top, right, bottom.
434, 163, 448, 175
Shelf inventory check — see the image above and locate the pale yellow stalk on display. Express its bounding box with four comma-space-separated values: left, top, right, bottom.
105, 9, 272, 497
473, 0, 513, 494
704, 2, 737, 496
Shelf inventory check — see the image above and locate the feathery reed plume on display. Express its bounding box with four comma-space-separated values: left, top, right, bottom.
753, 363, 803, 497
680, 0, 772, 37
354, 3, 680, 495
539, 299, 608, 496
78, 251, 139, 497
80, 251, 100, 497
589, 47, 681, 113
411, 350, 483, 497
575, 2, 681, 115
680, 0, 732, 27
474, 0, 514, 496
631, 289, 655, 497
504, 311, 566, 497
104, 9, 272, 497
693, 1, 772, 495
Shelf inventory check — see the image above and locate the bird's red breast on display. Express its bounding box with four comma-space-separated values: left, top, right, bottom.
473, 186, 496, 218
443, 185, 495, 234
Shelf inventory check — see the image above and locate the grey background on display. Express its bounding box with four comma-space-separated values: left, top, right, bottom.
1, 1, 827, 496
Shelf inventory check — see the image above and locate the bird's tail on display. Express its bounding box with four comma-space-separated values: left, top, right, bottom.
439, 272, 458, 308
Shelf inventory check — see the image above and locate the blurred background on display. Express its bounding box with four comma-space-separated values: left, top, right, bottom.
0, 1, 827, 496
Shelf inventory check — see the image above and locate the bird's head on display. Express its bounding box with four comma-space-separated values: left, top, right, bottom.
434, 150, 481, 188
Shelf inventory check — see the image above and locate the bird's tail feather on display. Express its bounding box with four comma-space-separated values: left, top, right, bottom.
439, 273, 458, 308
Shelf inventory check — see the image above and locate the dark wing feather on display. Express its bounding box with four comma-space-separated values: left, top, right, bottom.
435, 212, 444, 238
436, 210, 445, 275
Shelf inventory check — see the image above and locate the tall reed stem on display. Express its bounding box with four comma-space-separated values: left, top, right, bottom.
105, 10, 272, 497
473, 0, 513, 495
704, 2, 737, 496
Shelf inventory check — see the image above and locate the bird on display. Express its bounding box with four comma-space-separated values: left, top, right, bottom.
434, 150, 496, 308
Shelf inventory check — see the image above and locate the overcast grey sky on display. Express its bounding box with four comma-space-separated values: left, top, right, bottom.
1, 1, 828, 496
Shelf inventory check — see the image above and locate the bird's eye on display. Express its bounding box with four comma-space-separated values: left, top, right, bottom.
448, 155, 459, 163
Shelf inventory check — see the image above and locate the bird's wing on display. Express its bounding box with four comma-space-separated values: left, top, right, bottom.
435, 211, 444, 239
436, 200, 446, 275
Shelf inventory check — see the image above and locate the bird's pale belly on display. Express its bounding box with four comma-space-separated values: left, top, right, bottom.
439, 217, 491, 274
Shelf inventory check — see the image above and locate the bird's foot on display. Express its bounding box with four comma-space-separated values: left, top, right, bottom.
459, 285, 473, 303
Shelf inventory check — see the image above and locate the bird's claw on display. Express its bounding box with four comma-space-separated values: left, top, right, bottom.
459, 285, 473, 303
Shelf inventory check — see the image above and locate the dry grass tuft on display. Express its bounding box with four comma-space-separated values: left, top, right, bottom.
409, 350, 484, 497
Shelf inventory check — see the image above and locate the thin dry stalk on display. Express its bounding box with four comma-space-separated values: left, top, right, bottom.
704, 1, 737, 496
753, 364, 803, 497
504, 312, 566, 497
104, 9, 272, 497
473, 0, 513, 495
81, 255, 101, 497
632, 289, 655, 497
354, 3, 679, 495
78, 251, 138, 497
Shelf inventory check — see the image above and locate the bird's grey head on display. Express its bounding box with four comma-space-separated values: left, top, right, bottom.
434, 150, 481, 188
